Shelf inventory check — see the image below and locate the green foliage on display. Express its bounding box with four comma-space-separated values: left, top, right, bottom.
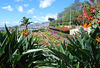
53, 2, 83, 26
0, 24, 45, 68
66, 26, 100, 67
20, 16, 33, 29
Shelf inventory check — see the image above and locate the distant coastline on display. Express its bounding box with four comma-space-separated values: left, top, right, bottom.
0, 22, 49, 31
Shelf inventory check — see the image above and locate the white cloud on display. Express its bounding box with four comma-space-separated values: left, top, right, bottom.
32, 13, 57, 23
44, 13, 57, 21
8, 21, 20, 26
15, 0, 23, 2
16, 6, 23, 12
34, 16, 37, 18
2, 5, 13, 11
24, 4, 29, 7
34, 21, 38, 23
27, 8, 35, 14
39, 0, 55, 8
0, 21, 9, 27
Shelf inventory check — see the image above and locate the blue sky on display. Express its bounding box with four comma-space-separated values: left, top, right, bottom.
0, 0, 88, 27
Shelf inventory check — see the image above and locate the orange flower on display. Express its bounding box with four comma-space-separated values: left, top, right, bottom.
77, 33, 80, 36
96, 37, 100, 42
82, 23, 87, 28
9, 27, 12, 31
23, 29, 28, 36
44, 42, 49, 46
86, 22, 92, 27
73, 32, 80, 36
81, 21, 92, 28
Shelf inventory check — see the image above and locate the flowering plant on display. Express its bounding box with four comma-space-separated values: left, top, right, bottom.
66, 0, 100, 67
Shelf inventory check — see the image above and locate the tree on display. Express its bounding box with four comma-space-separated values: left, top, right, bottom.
48, 18, 54, 22
48, 18, 55, 26
20, 16, 33, 29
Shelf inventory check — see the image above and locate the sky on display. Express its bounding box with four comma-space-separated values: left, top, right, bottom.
0, 0, 88, 27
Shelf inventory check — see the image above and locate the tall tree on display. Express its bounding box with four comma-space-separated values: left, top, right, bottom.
20, 16, 33, 29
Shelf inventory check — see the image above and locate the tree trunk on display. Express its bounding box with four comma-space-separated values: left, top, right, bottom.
26, 25, 28, 29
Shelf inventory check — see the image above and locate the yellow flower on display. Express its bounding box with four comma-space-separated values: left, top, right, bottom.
96, 37, 100, 42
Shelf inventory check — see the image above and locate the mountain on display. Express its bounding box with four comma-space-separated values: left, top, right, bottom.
0, 22, 49, 31
19, 22, 49, 30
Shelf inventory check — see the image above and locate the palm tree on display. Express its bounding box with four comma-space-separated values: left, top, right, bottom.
20, 16, 33, 29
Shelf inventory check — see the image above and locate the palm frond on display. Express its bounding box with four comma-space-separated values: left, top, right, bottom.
20, 24, 25, 27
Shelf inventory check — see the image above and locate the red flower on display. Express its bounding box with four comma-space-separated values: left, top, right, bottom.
91, 5, 95, 9
60, 27, 68, 31
79, 15, 82, 18
88, 16, 93, 21
96, 17, 100, 23
83, 8, 88, 18
99, 46, 100, 49
90, 5, 96, 14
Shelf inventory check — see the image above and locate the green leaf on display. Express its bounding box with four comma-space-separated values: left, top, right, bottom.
59, 42, 65, 54
91, 27, 99, 39
35, 66, 55, 68
79, 49, 92, 58
5, 24, 10, 37
48, 47, 70, 65
0, 37, 8, 56
15, 61, 25, 68
22, 49, 43, 55
76, 62, 80, 68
